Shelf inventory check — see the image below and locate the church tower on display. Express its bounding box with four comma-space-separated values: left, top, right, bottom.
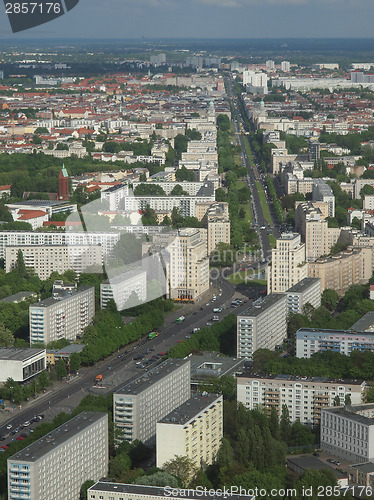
59, 165, 69, 200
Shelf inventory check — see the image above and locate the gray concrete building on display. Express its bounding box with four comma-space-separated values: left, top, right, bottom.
7, 411, 108, 500
286, 277, 321, 315
114, 359, 190, 444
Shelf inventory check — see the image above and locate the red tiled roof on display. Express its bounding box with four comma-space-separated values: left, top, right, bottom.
17, 210, 47, 220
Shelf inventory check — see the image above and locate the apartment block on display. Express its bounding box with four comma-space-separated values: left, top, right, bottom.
296, 328, 374, 358
114, 359, 190, 444
0, 231, 120, 260
88, 484, 255, 500
156, 394, 223, 468
6, 245, 103, 280
100, 183, 129, 211
29, 286, 95, 345
237, 373, 365, 427
307, 247, 372, 294
268, 233, 308, 294
286, 277, 321, 315
168, 228, 209, 301
206, 202, 230, 254
312, 179, 335, 217
7, 411, 108, 500
295, 201, 340, 260
100, 270, 147, 310
321, 404, 374, 463
0, 348, 46, 382
237, 294, 288, 359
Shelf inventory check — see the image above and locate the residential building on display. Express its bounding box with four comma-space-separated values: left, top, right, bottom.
321, 404, 374, 463
237, 294, 288, 359
281, 61, 291, 72
168, 228, 209, 301
363, 195, 374, 211
312, 179, 335, 217
114, 359, 190, 444
189, 352, 245, 391
349, 312, 374, 333
0, 231, 120, 260
243, 70, 268, 94
100, 270, 147, 310
6, 245, 103, 280
308, 139, 320, 162
205, 202, 230, 254
348, 462, 374, 489
307, 247, 372, 294
268, 233, 308, 294
59, 166, 69, 201
0, 348, 46, 382
294, 201, 340, 260
296, 328, 374, 358
88, 484, 255, 500
286, 277, 321, 314
156, 394, 223, 468
29, 286, 95, 345
237, 373, 365, 427
7, 411, 108, 500
101, 183, 129, 211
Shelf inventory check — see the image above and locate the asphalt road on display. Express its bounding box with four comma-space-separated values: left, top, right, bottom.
0, 275, 258, 446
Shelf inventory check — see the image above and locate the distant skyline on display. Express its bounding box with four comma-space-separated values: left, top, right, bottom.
0, 0, 374, 40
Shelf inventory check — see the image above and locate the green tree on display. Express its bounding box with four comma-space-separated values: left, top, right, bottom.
80, 480, 95, 500
176, 166, 195, 182
280, 404, 291, 444
56, 359, 67, 379
163, 455, 198, 487
136, 472, 179, 487
321, 289, 339, 311
0, 324, 15, 347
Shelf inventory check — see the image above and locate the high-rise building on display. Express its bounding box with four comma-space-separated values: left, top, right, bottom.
29, 286, 95, 345
156, 394, 223, 468
281, 61, 290, 72
312, 179, 335, 217
205, 202, 230, 254
268, 233, 308, 294
7, 411, 108, 500
237, 294, 288, 359
58, 165, 69, 201
100, 270, 147, 310
286, 277, 321, 314
114, 359, 190, 444
168, 228, 209, 301
238, 373, 365, 428
308, 139, 320, 162
266, 60, 275, 71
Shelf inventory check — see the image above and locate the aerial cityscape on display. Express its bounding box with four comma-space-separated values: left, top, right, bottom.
2, 4, 374, 500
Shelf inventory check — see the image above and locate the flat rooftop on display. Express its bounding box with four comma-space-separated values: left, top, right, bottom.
239, 293, 286, 318
350, 462, 374, 473
286, 277, 320, 294
349, 312, 374, 332
9, 412, 107, 463
0, 348, 45, 362
296, 328, 374, 337
0, 291, 36, 304
89, 483, 254, 500
158, 394, 221, 425
189, 352, 244, 379
30, 286, 94, 308
238, 372, 364, 386
102, 269, 145, 286
324, 404, 374, 426
115, 359, 190, 396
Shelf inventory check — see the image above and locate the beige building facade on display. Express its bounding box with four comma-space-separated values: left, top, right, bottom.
269, 233, 308, 294
308, 247, 372, 294
156, 394, 223, 469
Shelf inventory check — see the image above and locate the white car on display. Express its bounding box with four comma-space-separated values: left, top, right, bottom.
6, 424, 12, 430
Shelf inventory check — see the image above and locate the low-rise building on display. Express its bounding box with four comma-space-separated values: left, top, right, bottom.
237, 294, 287, 359
0, 348, 46, 382
348, 462, 374, 489
156, 394, 223, 468
321, 404, 374, 463
296, 328, 374, 358
7, 412, 108, 500
88, 483, 255, 500
286, 277, 321, 314
237, 373, 365, 427
114, 359, 190, 444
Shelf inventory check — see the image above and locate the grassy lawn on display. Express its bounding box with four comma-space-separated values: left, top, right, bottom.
227, 270, 267, 286
269, 234, 276, 248
255, 181, 272, 225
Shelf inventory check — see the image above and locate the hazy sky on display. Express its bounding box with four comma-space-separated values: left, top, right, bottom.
0, 0, 373, 39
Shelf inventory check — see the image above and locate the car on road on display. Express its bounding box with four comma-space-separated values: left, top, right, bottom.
206, 322, 212, 326
1, 445, 7, 450
6, 425, 12, 430
16, 436, 24, 441
23, 421, 30, 427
